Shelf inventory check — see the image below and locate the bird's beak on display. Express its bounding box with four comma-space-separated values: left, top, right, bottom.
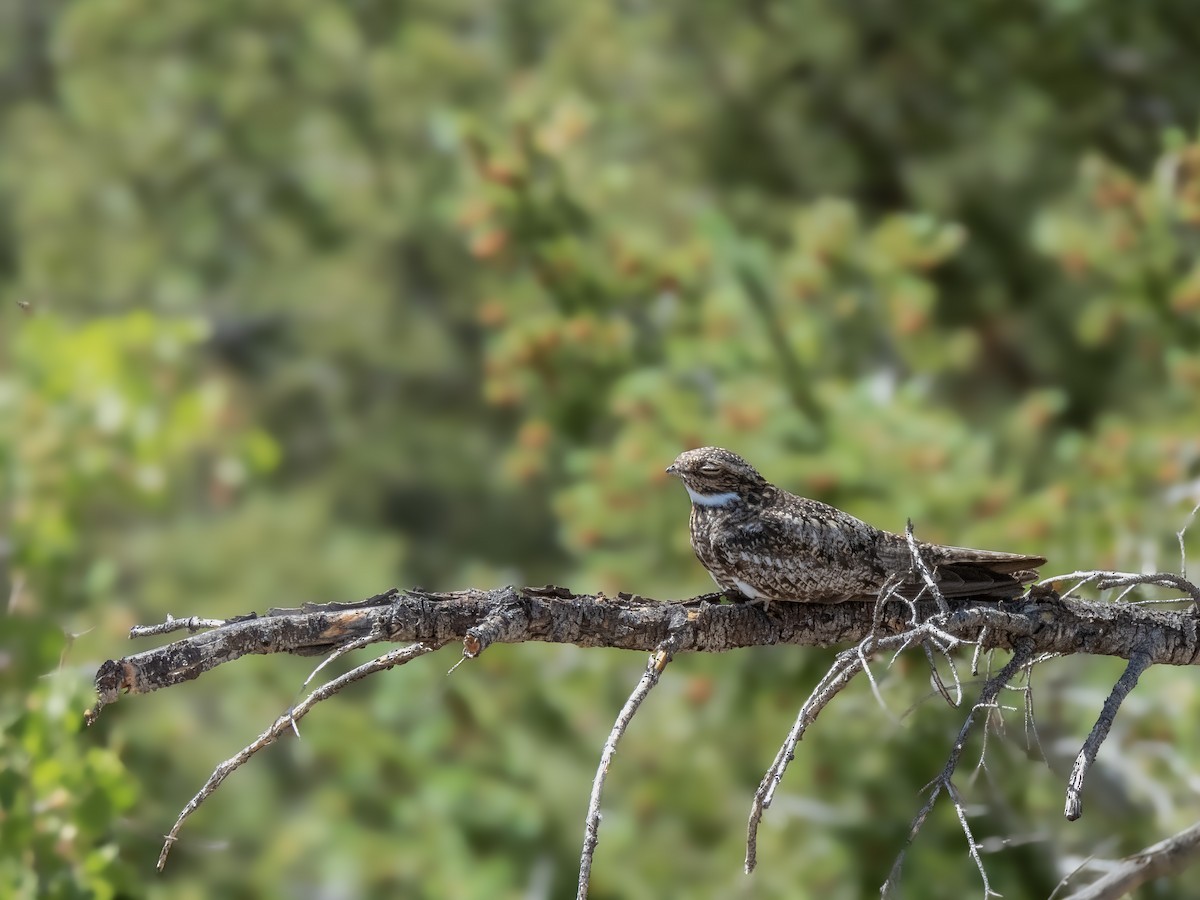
665, 463, 678, 476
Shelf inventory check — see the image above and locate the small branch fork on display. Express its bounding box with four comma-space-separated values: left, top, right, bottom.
86, 564, 1200, 895
742, 572, 965, 876
881, 639, 1035, 899
1048, 569, 1200, 606
740, 525, 1200, 898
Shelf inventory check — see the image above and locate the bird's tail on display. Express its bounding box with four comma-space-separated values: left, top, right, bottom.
926, 544, 1047, 576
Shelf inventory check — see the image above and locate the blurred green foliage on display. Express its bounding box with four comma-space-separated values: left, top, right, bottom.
2, 2, 1200, 898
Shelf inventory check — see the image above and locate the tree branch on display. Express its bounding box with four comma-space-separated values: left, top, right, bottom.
1060, 819, 1200, 900
85, 574, 1200, 895
87, 582, 1200, 722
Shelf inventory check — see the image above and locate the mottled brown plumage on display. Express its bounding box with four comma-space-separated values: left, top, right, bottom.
666, 447, 1045, 604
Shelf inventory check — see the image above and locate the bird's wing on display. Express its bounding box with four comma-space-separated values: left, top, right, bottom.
715, 500, 888, 601
908, 563, 1034, 599
878, 537, 1045, 599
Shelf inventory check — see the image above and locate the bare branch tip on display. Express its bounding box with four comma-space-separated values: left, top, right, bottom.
577, 645, 676, 899
1063, 649, 1153, 822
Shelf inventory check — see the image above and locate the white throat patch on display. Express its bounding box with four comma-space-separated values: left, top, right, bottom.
686, 487, 740, 508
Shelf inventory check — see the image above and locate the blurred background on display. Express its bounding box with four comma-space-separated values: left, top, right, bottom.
3, 1, 1200, 897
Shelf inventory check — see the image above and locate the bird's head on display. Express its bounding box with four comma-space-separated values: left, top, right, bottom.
665, 447, 769, 508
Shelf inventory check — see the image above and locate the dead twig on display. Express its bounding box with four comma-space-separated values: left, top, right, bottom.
924, 638, 964, 708
130, 614, 227, 638
745, 643, 867, 873
1064, 649, 1154, 821
302, 623, 387, 689
745, 614, 986, 874
156, 641, 442, 871
577, 638, 680, 900
1093, 572, 1200, 605
906, 519, 950, 615
881, 638, 1034, 898
904, 524, 969, 707
1015, 660, 1048, 762
1045, 569, 1200, 605
1060, 818, 1200, 900
1177, 500, 1200, 582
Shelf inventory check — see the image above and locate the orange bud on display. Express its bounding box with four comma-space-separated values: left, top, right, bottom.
470, 229, 509, 260
476, 300, 508, 327
517, 419, 552, 450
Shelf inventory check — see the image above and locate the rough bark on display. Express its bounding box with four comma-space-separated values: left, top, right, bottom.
91, 584, 1200, 715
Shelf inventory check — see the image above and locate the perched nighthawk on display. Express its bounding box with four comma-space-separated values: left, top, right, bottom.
666, 447, 1046, 604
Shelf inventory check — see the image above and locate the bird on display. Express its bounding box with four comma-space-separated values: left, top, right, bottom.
666, 446, 1046, 604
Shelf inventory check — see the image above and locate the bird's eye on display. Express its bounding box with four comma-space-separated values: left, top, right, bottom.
699, 464, 721, 476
